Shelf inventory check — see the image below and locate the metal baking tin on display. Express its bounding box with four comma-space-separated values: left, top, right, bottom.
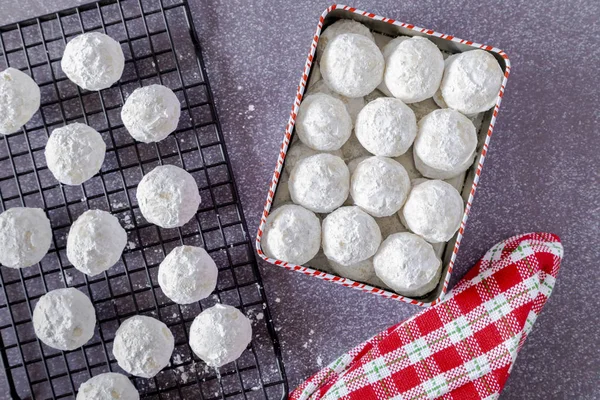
255, 4, 511, 306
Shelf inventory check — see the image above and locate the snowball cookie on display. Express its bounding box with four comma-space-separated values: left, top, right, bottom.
296, 93, 352, 151
113, 315, 174, 378
376, 36, 410, 97
413, 109, 477, 179
289, 153, 349, 213
384, 36, 444, 103
402, 180, 464, 243
189, 304, 252, 367
76, 373, 139, 400
316, 19, 374, 62
0, 207, 52, 268
321, 33, 384, 98
306, 80, 365, 123
262, 204, 321, 265
374, 232, 441, 297
322, 206, 381, 266
158, 245, 218, 304
61, 32, 125, 91
343, 156, 368, 206
440, 49, 503, 115
121, 85, 181, 143
137, 165, 201, 228
67, 210, 127, 276
350, 157, 410, 217
329, 257, 375, 282
0, 68, 40, 135
284, 141, 342, 175
33, 288, 96, 351
45, 123, 106, 185
355, 97, 417, 157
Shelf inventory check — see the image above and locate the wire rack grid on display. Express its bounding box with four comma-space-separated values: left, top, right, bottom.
0, 0, 287, 399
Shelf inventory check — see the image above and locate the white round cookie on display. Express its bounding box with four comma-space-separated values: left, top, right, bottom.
340, 133, 370, 162
61, 32, 125, 91
440, 49, 503, 115
67, 210, 127, 276
45, 123, 106, 185
316, 19, 374, 62
376, 36, 409, 96
343, 156, 369, 206
374, 232, 441, 297
0, 68, 40, 135
113, 315, 174, 378
393, 147, 422, 181
414, 109, 477, 179
262, 204, 321, 265
296, 93, 352, 151
189, 304, 252, 367
306, 79, 365, 122
137, 165, 201, 228
328, 257, 375, 282
383, 36, 444, 103
121, 85, 181, 143
158, 245, 218, 304
76, 373, 139, 400
0, 207, 52, 268
289, 153, 349, 213
432, 54, 457, 109
355, 97, 417, 157
33, 288, 96, 351
322, 206, 381, 266
351, 157, 411, 217
321, 33, 384, 98
284, 141, 342, 175
402, 180, 464, 243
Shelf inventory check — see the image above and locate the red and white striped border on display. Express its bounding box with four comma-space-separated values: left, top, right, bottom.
255, 4, 511, 307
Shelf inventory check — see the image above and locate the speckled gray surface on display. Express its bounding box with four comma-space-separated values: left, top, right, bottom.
3, 0, 600, 398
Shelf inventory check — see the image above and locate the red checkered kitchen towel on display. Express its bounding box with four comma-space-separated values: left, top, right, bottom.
290, 232, 563, 400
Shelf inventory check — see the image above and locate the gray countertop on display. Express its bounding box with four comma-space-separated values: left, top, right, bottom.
3, 0, 600, 398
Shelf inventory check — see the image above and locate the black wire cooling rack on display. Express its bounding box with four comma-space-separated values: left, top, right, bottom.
0, 0, 287, 398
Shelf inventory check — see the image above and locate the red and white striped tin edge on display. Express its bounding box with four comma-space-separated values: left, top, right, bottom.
255, 4, 511, 307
